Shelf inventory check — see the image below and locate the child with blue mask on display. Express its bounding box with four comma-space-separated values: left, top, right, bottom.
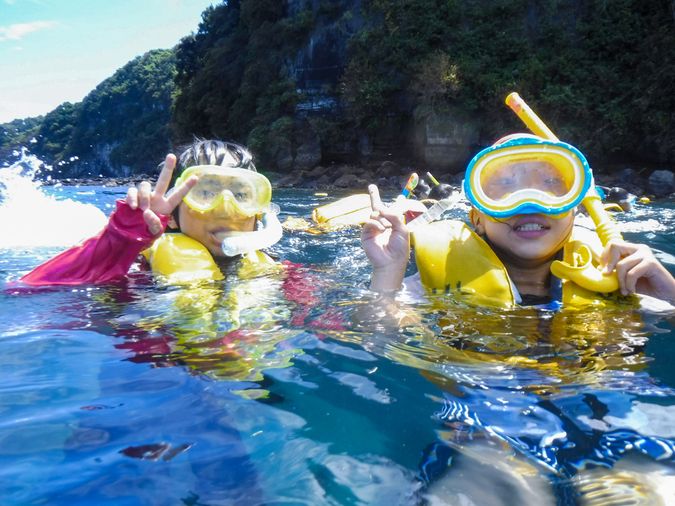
361, 134, 675, 308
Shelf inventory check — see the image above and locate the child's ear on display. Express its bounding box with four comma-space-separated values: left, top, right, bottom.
469, 208, 484, 235
469, 207, 480, 229
167, 216, 179, 230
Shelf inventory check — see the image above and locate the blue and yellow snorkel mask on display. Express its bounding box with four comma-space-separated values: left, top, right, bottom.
463, 135, 592, 219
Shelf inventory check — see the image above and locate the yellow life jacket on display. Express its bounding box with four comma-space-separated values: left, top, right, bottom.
412, 220, 634, 308
136, 233, 291, 387
141, 232, 278, 285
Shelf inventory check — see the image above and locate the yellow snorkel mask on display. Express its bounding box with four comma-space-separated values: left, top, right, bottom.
464, 134, 592, 219
174, 165, 283, 257
175, 165, 273, 217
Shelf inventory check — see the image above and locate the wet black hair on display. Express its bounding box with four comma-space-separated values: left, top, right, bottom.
175, 138, 256, 173
597, 185, 634, 212
598, 185, 631, 203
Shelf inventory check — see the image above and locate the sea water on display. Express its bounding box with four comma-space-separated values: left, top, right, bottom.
1, 156, 674, 505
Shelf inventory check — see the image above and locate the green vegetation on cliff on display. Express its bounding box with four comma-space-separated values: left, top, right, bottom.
172, 1, 312, 165
341, 0, 675, 163
64, 48, 177, 175
173, 0, 674, 167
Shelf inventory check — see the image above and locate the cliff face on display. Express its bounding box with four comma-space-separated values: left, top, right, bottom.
290, 0, 360, 103
275, 0, 364, 169
284, 0, 479, 170
279, 0, 674, 172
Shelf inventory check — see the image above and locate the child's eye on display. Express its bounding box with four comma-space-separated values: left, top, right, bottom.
496, 178, 515, 186
543, 177, 566, 194
190, 182, 220, 202
234, 192, 248, 201
195, 187, 217, 198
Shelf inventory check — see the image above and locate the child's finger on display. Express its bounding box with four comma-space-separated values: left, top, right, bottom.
126, 186, 139, 209
154, 154, 177, 196
601, 241, 625, 274
376, 207, 407, 234
615, 252, 644, 294
624, 261, 651, 295
137, 181, 153, 210
368, 184, 383, 212
166, 174, 198, 210
362, 219, 386, 236
143, 209, 163, 236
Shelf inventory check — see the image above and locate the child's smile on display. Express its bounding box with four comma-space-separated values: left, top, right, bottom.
178, 204, 256, 257
482, 212, 574, 266
511, 216, 551, 238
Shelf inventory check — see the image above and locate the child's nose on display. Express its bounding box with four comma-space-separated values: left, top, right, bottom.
206, 197, 237, 216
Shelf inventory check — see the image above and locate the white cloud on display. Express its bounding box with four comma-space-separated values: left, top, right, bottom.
0, 20, 57, 42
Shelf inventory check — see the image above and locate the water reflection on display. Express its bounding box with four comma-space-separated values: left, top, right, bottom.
326, 293, 675, 504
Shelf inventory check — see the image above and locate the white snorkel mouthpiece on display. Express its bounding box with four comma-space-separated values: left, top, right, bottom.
220, 203, 283, 257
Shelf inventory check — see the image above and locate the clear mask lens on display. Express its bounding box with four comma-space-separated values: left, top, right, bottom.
481, 160, 571, 200
176, 165, 272, 216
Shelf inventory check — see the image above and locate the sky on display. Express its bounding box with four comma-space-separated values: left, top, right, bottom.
0, 0, 218, 123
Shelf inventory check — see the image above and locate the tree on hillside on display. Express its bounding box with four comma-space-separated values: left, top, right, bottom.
63, 49, 177, 175
173, 0, 312, 166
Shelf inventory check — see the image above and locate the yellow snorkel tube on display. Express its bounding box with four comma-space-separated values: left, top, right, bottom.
505, 92, 621, 293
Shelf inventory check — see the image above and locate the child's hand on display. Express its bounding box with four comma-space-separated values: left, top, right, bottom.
125, 154, 198, 235
601, 240, 675, 302
361, 184, 410, 291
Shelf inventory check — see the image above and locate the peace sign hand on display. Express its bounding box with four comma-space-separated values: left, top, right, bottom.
360, 184, 410, 291
125, 154, 198, 235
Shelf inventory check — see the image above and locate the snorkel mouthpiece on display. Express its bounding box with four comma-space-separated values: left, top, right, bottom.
220, 204, 283, 257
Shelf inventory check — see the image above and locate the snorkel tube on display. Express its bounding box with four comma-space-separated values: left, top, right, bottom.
221, 204, 283, 257
504, 92, 622, 293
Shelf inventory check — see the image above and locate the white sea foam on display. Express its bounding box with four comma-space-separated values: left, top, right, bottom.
618, 218, 667, 233
0, 150, 107, 249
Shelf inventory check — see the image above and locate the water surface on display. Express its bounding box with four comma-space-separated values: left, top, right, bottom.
1, 167, 674, 505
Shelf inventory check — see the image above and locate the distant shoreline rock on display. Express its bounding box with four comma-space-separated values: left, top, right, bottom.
270, 162, 675, 200
40, 175, 157, 188
39, 162, 675, 200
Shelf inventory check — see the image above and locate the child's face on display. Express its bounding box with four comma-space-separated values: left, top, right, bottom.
479, 210, 574, 266
177, 202, 256, 258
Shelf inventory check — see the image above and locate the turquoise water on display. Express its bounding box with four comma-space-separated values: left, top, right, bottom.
1, 171, 675, 504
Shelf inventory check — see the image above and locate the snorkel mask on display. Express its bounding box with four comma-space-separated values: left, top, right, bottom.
175, 165, 282, 256
175, 165, 273, 218
463, 135, 592, 219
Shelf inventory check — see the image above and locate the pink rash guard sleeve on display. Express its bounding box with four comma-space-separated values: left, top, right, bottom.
20, 200, 169, 286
